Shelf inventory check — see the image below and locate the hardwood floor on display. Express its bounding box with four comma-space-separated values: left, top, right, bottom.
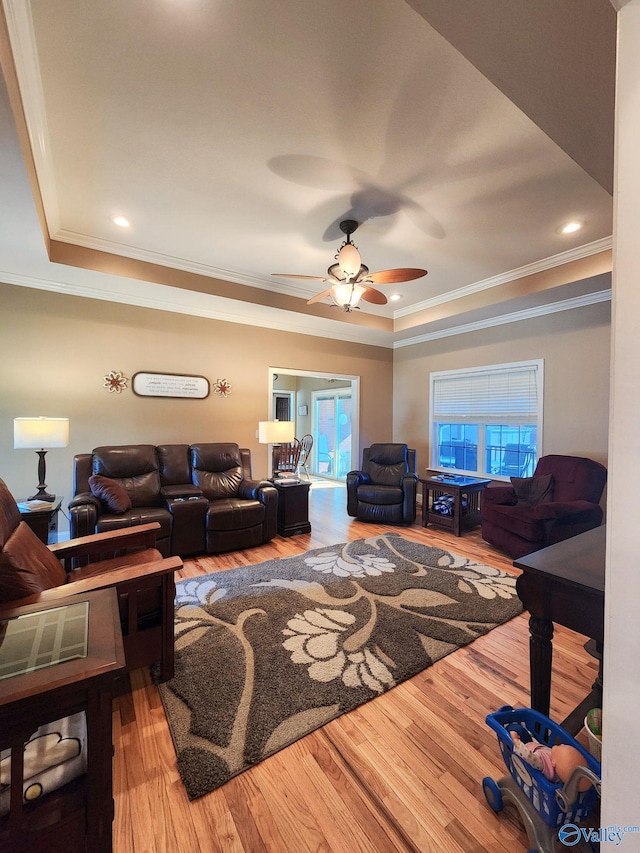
112, 485, 599, 852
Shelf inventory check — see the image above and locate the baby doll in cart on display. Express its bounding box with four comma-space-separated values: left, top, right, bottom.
508, 723, 593, 792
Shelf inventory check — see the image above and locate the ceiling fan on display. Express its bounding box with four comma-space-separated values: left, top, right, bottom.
272, 220, 428, 312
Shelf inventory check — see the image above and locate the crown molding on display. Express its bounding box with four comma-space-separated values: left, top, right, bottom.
393, 288, 612, 348
53, 229, 311, 299
392, 236, 613, 319
2, 265, 611, 353
52, 229, 614, 322
1, 268, 395, 348
2, 0, 61, 234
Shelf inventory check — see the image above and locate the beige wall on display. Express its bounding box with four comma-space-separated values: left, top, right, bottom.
393, 300, 611, 477
0, 283, 393, 531
1, 279, 612, 534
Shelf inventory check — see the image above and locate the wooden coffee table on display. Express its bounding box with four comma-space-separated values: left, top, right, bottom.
420, 474, 491, 536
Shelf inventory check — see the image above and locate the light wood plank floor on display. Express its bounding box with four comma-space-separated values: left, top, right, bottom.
113, 484, 599, 852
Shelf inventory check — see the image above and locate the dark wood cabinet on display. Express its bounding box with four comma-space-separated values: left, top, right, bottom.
273, 481, 311, 537
18, 496, 63, 544
0, 589, 125, 852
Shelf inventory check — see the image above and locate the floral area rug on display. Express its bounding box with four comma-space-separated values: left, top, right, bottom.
158, 533, 522, 799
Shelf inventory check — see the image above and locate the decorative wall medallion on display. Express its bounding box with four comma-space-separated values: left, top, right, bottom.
104, 370, 128, 393
214, 378, 232, 397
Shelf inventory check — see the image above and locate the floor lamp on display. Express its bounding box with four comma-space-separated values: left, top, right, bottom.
14, 416, 70, 501
258, 420, 295, 476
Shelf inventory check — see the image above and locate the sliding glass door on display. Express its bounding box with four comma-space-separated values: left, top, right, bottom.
311, 388, 352, 479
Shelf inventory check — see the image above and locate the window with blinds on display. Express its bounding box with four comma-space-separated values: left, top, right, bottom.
429, 360, 543, 479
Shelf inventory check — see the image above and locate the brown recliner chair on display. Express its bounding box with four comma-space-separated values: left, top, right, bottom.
346, 443, 418, 524
481, 454, 607, 559
191, 443, 278, 553
0, 477, 180, 681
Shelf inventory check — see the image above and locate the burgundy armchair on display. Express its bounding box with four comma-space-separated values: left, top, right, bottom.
481, 454, 607, 559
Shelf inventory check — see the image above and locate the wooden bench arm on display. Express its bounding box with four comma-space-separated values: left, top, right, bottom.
4, 557, 181, 607
63, 557, 180, 596
49, 522, 161, 560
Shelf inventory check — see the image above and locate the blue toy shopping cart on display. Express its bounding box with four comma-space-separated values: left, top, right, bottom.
483, 706, 601, 853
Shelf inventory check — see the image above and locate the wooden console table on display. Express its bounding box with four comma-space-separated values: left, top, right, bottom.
0, 588, 125, 852
514, 525, 605, 733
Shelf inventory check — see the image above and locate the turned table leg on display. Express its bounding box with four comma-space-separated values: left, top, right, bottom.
528, 614, 554, 716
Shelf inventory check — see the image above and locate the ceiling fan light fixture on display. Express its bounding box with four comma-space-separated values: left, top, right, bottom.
275, 219, 427, 310
337, 242, 361, 278
330, 282, 366, 311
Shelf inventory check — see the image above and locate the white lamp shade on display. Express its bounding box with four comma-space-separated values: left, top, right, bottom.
258, 420, 295, 444
14, 417, 69, 449
330, 282, 366, 309
337, 243, 361, 278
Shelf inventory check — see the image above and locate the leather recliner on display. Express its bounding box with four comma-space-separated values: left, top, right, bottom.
346, 443, 418, 524
69, 443, 277, 557
191, 443, 278, 554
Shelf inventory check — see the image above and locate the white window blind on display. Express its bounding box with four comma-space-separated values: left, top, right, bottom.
432, 362, 540, 423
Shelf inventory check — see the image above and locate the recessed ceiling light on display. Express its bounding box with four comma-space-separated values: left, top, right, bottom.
112, 215, 131, 228
559, 220, 583, 235
389, 294, 402, 302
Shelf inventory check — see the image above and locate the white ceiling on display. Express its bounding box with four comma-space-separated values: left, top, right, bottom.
0, 0, 616, 347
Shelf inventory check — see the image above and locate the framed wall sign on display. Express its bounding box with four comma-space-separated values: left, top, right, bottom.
132, 372, 210, 399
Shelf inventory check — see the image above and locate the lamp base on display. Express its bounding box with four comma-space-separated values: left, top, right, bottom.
28, 450, 55, 502
28, 488, 56, 502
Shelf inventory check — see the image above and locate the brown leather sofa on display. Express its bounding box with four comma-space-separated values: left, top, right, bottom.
70, 443, 278, 557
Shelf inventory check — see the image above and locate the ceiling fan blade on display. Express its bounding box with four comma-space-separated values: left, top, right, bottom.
271, 273, 327, 281
360, 286, 387, 305
366, 268, 428, 284
307, 289, 332, 305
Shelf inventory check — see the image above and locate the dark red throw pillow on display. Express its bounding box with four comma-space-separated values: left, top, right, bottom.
89, 475, 132, 514
510, 473, 554, 507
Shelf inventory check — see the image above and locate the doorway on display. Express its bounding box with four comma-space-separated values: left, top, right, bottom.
312, 387, 353, 477
268, 368, 360, 482
272, 391, 294, 421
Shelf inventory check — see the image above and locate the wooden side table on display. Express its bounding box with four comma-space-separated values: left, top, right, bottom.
420, 474, 491, 536
18, 496, 63, 544
0, 588, 125, 853
273, 481, 312, 537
